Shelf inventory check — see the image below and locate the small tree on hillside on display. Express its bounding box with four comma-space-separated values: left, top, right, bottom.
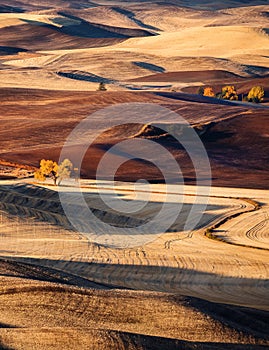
203, 87, 215, 97
247, 86, 264, 103
34, 159, 58, 185
221, 85, 238, 100
97, 82, 107, 91
34, 159, 73, 185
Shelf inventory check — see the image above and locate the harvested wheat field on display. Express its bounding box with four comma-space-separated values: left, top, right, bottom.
0, 0, 269, 349
0, 180, 268, 349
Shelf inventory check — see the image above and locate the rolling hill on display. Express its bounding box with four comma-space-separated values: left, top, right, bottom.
0, 1, 269, 349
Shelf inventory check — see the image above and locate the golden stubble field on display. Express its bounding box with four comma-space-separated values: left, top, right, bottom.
0, 3, 269, 91
0, 180, 268, 349
0, 1, 269, 349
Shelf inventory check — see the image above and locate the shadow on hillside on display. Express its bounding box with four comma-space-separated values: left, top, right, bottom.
0, 323, 17, 329
0, 46, 28, 55
0, 5, 24, 13
111, 7, 160, 32
171, 295, 269, 341
133, 61, 165, 73
0, 342, 15, 350
125, 336, 269, 350
57, 71, 116, 84
139, 341, 269, 350
3, 256, 269, 311
0, 183, 226, 239
20, 9, 157, 40
0, 335, 267, 350
0, 257, 108, 290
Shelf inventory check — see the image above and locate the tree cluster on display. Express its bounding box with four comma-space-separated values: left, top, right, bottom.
199, 85, 265, 103
34, 159, 73, 185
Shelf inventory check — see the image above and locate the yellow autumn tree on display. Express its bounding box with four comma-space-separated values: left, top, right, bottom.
34, 159, 59, 185
203, 87, 215, 97
247, 86, 264, 103
34, 159, 73, 185
221, 85, 238, 101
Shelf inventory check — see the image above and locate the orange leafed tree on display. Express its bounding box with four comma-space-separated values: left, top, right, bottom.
221, 85, 238, 101
203, 87, 215, 97
247, 86, 264, 103
34, 159, 59, 185
34, 159, 73, 185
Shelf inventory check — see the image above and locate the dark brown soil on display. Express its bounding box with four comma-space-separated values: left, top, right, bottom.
0, 88, 268, 189
130, 70, 244, 83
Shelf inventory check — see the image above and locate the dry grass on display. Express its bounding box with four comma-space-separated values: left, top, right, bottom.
0, 260, 268, 349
